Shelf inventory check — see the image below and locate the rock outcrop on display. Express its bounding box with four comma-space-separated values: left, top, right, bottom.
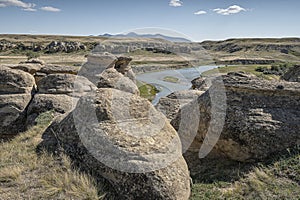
172, 72, 300, 162
45, 41, 86, 53
38, 65, 79, 75
0, 66, 36, 139
40, 88, 190, 200
0, 66, 36, 94
97, 68, 139, 95
281, 65, 300, 82
156, 90, 204, 121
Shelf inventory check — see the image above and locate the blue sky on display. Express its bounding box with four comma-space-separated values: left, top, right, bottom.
0, 0, 299, 41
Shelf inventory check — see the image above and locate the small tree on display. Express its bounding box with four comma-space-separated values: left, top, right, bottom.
26, 51, 40, 60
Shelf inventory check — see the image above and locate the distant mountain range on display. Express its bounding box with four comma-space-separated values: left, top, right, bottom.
99, 32, 191, 43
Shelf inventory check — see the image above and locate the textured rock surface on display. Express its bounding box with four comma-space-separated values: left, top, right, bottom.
9, 64, 42, 74
281, 65, 300, 82
156, 90, 204, 121
191, 76, 210, 91
41, 88, 190, 200
114, 56, 136, 82
172, 72, 300, 162
0, 94, 32, 139
38, 65, 79, 75
37, 74, 96, 96
0, 66, 35, 94
80, 53, 117, 84
26, 94, 74, 126
97, 68, 139, 95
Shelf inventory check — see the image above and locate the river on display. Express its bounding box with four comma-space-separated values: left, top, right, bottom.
136, 65, 218, 105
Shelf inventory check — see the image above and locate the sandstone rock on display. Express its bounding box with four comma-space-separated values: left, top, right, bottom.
26, 94, 74, 126
37, 74, 96, 96
0, 66, 35, 94
80, 53, 117, 84
114, 57, 136, 82
0, 94, 32, 139
9, 64, 42, 74
41, 88, 190, 200
172, 72, 300, 162
38, 65, 79, 75
97, 68, 139, 95
156, 90, 204, 121
281, 65, 300, 82
191, 76, 210, 91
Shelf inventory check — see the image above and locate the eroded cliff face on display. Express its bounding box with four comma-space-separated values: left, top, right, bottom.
172, 72, 300, 163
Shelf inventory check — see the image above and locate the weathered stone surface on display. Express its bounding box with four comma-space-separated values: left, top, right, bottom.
281, 65, 300, 82
191, 76, 210, 91
45, 41, 86, 53
114, 57, 136, 82
172, 72, 300, 162
156, 90, 204, 121
97, 68, 139, 95
80, 53, 117, 84
41, 88, 190, 200
26, 94, 75, 126
38, 65, 79, 75
37, 74, 96, 96
9, 64, 42, 74
0, 66, 35, 94
0, 94, 32, 139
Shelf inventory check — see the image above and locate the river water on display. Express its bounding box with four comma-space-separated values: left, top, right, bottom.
136, 65, 218, 105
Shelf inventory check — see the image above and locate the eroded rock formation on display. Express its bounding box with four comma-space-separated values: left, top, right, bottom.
172, 72, 300, 162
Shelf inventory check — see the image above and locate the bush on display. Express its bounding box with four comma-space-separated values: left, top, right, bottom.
26, 51, 40, 60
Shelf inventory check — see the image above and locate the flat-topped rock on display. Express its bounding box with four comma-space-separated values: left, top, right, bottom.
8, 64, 42, 74
38, 65, 79, 75
37, 74, 96, 96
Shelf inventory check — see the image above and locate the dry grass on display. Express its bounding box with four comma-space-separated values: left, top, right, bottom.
191, 149, 300, 200
0, 111, 104, 200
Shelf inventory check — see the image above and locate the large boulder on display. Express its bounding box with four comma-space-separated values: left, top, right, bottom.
97, 68, 139, 95
80, 53, 117, 84
281, 65, 300, 82
38, 65, 79, 75
156, 90, 204, 121
172, 72, 300, 162
40, 88, 190, 200
0, 66, 35, 94
8, 64, 42, 75
37, 74, 96, 96
26, 94, 74, 126
0, 94, 32, 139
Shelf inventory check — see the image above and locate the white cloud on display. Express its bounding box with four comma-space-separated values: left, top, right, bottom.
194, 10, 207, 15
169, 0, 182, 7
213, 5, 246, 15
0, 0, 36, 11
40, 6, 61, 12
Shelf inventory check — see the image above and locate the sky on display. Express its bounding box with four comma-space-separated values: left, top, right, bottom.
0, 0, 299, 41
